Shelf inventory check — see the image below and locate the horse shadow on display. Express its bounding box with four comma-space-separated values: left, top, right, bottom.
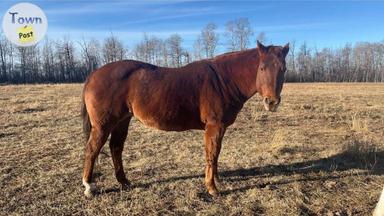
102, 147, 384, 195
217, 147, 384, 195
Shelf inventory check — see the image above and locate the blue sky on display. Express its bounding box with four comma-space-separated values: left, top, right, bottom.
1, 0, 384, 53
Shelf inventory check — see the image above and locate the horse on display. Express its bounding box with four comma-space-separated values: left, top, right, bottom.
81, 41, 289, 198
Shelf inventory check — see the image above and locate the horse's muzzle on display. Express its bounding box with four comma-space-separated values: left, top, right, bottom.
263, 97, 280, 112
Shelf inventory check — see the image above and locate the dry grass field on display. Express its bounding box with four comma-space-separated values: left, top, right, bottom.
1, 83, 384, 215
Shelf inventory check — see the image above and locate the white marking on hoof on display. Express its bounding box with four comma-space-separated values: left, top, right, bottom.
83, 179, 97, 198
374, 187, 384, 216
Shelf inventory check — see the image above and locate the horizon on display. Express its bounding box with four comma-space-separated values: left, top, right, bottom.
1, 0, 384, 53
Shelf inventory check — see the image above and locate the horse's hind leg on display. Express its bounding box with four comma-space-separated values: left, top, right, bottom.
82, 125, 111, 198
109, 117, 131, 190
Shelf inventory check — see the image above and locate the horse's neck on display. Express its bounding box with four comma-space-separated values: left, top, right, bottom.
212, 49, 259, 101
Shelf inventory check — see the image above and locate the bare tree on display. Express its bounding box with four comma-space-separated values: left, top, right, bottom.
167, 34, 184, 67
17, 45, 40, 83
42, 37, 56, 82
201, 23, 219, 58
7, 42, 15, 81
297, 42, 311, 82
133, 42, 146, 63
63, 39, 76, 81
137, 33, 153, 63
340, 43, 352, 81
17, 47, 27, 83
286, 40, 296, 82
225, 18, 254, 51
79, 38, 101, 77
193, 36, 204, 61
151, 37, 165, 66
0, 35, 9, 82
102, 35, 126, 64
54, 38, 78, 81
133, 34, 167, 66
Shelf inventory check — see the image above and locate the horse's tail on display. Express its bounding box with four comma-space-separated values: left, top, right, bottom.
81, 82, 91, 142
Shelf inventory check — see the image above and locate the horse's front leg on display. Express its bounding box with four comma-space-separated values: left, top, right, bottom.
204, 122, 225, 197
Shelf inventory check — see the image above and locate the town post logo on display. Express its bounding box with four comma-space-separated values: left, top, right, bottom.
2, 3, 48, 47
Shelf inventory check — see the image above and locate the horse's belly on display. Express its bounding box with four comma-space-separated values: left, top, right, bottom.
132, 105, 204, 131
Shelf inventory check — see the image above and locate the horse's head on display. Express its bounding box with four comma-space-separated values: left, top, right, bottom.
255, 41, 289, 112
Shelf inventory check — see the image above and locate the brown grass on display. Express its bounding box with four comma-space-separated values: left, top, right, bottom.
0, 83, 384, 215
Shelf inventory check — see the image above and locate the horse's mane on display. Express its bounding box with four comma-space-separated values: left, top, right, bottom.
212, 48, 260, 61
213, 45, 282, 63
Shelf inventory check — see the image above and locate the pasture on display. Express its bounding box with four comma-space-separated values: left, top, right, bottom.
0, 83, 383, 215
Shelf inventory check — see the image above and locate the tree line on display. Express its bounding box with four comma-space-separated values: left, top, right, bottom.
0, 18, 383, 83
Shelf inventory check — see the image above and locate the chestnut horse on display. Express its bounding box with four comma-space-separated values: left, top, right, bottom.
81, 41, 289, 197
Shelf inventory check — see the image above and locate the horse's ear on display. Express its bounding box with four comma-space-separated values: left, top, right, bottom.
282, 43, 289, 57
257, 40, 267, 55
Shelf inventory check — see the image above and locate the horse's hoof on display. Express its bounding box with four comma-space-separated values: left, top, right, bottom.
215, 177, 222, 184
208, 189, 220, 197
84, 185, 97, 198
83, 180, 97, 198
121, 182, 131, 191
84, 188, 94, 198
